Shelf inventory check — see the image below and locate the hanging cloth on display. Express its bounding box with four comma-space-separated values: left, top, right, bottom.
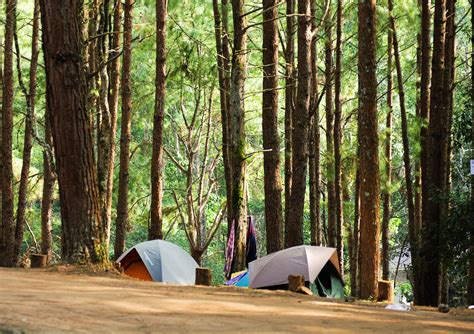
224, 219, 235, 278
246, 216, 257, 266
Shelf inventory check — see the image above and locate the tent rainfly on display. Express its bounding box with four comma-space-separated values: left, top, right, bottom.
116, 240, 198, 285
248, 245, 344, 298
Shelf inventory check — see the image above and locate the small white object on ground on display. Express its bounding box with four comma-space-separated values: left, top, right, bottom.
468, 305, 474, 310
385, 304, 411, 312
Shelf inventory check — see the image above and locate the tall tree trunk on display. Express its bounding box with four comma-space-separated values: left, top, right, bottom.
309, 0, 321, 246
41, 104, 55, 263
149, 0, 167, 241
96, 0, 114, 253
342, 164, 351, 277
416, 0, 431, 305
262, 0, 282, 254
284, 0, 295, 248
221, 0, 231, 119
334, 0, 344, 273
420, 0, 447, 307
1, 0, 16, 267
114, 0, 134, 259
87, 0, 100, 126
212, 0, 233, 242
439, 0, 456, 305
389, 0, 419, 295
357, 0, 380, 300
382, 26, 393, 281
14, 0, 40, 263
414, 0, 423, 290
351, 169, 360, 296
0, 0, 3, 265
324, 3, 336, 248
0, 0, 16, 267
230, 0, 248, 271
222, 0, 232, 204
287, 0, 311, 247
469, 0, 474, 305
40, 0, 105, 264
102, 0, 122, 250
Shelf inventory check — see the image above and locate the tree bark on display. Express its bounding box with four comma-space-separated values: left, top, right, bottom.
0, 0, 3, 266
222, 1, 232, 203
149, 0, 167, 241
416, 0, 431, 305
439, 0, 456, 305
469, 0, 474, 305
309, 0, 321, 246
262, 0, 282, 254
389, 0, 419, 295
325, 3, 336, 248
350, 169, 360, 296
286, 0, 311, 247
39, 0, 105, 264
87, 0, 100, 127
212, 0, 233, 242
114, 0, 134, 259
357, 0, 380, 300
334, 0, 344, 274
382, 26, 393, 281
41, 103, 55, 263
284, 0, 295, 248
14, 0, 40, 263
96, 0, 115, 253
420, 0, 448, 307
221, 0, 231, 119
1, 0, 16, 267
103, 0, 121, 250
414, 0, 423, 295
230, 0, 248, 271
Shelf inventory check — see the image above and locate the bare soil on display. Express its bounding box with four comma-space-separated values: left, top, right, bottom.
1, 267, 473, 333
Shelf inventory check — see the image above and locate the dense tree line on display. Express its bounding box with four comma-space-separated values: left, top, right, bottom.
0, 0, 472, 305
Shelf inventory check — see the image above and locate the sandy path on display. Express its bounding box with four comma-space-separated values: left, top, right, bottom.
0, 268, 473, 333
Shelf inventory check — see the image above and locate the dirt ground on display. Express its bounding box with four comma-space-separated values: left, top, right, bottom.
1, 267, 473, 333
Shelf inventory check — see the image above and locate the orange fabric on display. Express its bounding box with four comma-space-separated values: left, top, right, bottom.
124, 261, 153, 281
119, 248, 153, 281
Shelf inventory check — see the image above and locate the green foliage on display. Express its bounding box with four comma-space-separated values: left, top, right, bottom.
396, 282, 414, 303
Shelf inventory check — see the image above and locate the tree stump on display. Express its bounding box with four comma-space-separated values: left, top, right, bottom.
30, 254, 47, 268
377, 280, 394, 302
288, 275, 313, 296
195, 267, 212, 286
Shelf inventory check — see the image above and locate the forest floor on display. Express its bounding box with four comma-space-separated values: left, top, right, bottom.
1, 267, 474, 333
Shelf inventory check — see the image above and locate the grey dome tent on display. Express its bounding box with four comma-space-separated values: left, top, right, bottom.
116, 240, 198, 285
248, 245, 344, 298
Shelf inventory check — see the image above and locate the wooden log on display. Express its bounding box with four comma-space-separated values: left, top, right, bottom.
377, 280, 394, 302
288, 275, 313, 296
30, 254, 47, 268
195, 267, 212, 286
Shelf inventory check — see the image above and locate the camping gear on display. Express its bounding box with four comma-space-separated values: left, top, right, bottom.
224, 270, 249, 287
116, 239, 198, 284
246, 216, 257, 266
248, 245, 344, 298
235, 272, 250, 287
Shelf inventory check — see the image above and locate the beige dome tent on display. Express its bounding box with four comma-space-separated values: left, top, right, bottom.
248, 245, 344, 297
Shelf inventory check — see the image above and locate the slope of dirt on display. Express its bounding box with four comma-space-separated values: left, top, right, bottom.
1, 268, 473, 333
